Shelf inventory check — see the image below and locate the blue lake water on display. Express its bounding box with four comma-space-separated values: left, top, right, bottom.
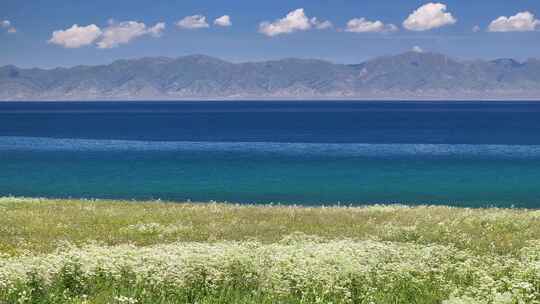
1, 101, 540, 207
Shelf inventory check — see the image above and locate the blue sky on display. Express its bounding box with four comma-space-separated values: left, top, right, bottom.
2, 0, 540, 68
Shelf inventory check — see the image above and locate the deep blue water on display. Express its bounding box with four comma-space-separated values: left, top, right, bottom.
2, 101, 540, 207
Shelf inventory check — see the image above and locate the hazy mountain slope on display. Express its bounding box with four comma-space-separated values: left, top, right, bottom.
2, 52, 540, 100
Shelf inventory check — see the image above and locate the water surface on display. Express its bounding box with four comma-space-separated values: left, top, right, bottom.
1, 101, 540, 207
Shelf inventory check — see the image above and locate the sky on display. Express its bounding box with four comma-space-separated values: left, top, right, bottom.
1, 0, 540, 68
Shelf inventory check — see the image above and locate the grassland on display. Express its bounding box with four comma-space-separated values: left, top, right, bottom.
1, 197, 540, 303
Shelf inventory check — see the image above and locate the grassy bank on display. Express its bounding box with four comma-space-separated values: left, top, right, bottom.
1, 197, 540, 303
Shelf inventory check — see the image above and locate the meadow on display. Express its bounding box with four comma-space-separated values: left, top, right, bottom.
1, 197, 540, 303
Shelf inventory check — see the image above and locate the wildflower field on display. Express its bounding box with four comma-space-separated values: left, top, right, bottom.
1, 198, 540, 303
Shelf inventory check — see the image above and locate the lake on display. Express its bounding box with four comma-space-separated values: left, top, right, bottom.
1, 100, 540, 207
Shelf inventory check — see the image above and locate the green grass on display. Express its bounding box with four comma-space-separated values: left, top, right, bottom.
1, 197, 539, 256
1, 197, 540, 303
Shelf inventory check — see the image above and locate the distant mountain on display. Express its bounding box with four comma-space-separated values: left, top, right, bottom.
2, 52, 540, 100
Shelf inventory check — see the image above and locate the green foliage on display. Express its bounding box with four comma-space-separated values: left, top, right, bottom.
1, 197, 540, 303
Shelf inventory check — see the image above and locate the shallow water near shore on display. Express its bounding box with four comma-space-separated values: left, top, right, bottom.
2, 101, 540, 207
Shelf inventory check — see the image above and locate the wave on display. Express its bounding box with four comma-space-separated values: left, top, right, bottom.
2, 136, 540, 160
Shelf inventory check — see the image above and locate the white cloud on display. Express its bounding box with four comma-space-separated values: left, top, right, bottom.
412, 46, 424, 53
1, 20, 16, 34
345, 18, 397, 33
214, 15, 232, 27
403, 3, 457, 31
488, 11, 540, 32
472, 25, 481, 32
176, 15, 209, 29
258, 8, 331, 36
97, 21, 165, 49
259, 9, 310, 36
311, 17, 333, 30
147, 22, 166, 36
49, 24, 103, 48
49, 21, 164, 49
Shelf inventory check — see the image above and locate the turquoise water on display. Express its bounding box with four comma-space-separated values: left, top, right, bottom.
2, 101, 540, 207
2, 137, 540, 207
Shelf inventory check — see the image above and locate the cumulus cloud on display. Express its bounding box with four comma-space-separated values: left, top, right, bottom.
176, 15, 209, 29
488, 11, 540, 32
97, 21, 165, 49
311, 17, 333, 30
403, 3, 457, 31
147, 22, 166, 36
259, 9, 311, 36
258, 8, 331, 36
345, 18, 397, 33
1, 20, 16, 34
214, 15, 232, 27
49, 21, 165, 49
472, 25, 481, 32
49, 24, 103, 48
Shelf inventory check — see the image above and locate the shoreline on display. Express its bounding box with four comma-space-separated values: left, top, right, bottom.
0, 196, 535, 210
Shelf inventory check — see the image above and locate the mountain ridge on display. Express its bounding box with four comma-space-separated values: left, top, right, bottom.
3, 52, 540, 100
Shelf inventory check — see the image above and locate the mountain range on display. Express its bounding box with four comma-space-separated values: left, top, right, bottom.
2, 52, 540, 100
